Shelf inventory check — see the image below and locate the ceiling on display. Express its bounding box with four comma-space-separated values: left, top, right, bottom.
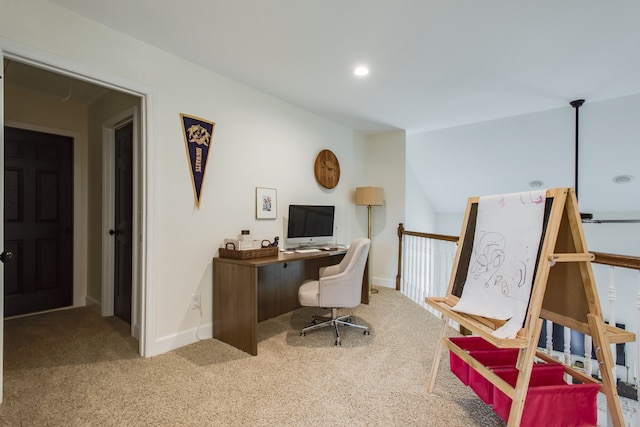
46, 0, 640, 134
6, 1, 639, 216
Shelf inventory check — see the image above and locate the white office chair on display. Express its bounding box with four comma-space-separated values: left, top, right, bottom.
298, 238, 371, 345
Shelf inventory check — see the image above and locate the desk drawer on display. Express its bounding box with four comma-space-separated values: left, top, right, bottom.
258, 261, 305, 321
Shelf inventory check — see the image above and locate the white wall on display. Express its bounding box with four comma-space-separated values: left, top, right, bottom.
1, 0, 385, 355
407, 107, 574, 215
404, 137, 436, 232
361, 131, 406, 288
407, 100, 640, 373
407, 95, 640, 216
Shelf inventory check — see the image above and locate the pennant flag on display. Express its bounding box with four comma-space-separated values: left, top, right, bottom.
181, 114, 215, 207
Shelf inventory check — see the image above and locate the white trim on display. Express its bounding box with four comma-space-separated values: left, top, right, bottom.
101, 107, 141, 340
154, 322, 213, 355
131, 109, 142, 342
1, 37, 158, 358
101, 125, 115, 317
4, 121, 85, 310
0, 47, 5, 404
372, 277, 396, 289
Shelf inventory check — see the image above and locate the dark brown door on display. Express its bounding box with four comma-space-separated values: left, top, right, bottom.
4, 127, 73, 317
113, 122, 133, 324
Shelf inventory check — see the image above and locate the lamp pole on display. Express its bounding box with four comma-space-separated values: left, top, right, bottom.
355, 186, 384, 296
366, 204, 378, 294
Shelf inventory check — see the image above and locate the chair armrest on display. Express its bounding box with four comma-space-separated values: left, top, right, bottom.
318, 272, 361, 308
320, 264, 340, 278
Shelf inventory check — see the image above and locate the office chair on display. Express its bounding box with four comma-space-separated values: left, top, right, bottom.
298, 238, 371, 345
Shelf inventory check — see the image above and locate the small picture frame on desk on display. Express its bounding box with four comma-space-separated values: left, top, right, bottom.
256, 187, 277, 219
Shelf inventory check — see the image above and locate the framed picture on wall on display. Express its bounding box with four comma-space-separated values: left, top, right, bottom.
256, 187, 277, 219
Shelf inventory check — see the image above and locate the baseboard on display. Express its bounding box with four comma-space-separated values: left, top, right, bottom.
155, 322, 213, 355
85, 295, 100, 306
155, 276, 395, 355
372, 276, 395, 289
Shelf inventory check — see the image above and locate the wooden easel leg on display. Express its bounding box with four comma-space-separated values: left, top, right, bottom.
427, 315, 449, 394
588, 314, 625, 427
506, 318, 543, 427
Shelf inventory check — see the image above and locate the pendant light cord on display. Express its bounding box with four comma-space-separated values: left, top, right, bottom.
570, 99, 585, 200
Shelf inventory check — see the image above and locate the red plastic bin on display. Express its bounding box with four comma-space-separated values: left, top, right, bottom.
448, 336, 499, 385
465, 349, 521, 404
469, 362, 565, 406
448, 336, 519, 389
492, 366, 599, 426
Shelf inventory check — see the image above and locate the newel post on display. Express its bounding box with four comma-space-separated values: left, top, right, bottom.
396, 223, 405, 290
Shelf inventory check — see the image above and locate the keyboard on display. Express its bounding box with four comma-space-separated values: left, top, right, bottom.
294, 248, 321, 254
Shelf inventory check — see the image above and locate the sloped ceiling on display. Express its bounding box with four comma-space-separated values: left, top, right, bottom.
18, 1, 640, 213
47, 0, 640, 133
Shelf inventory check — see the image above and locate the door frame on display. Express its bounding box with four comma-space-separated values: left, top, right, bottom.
1, 39, 158, 383
102, 108, 140, 338
4, 121, 84, 311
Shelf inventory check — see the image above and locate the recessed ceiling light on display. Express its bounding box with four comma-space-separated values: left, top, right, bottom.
529, 180, 543, 188
353, 66, 369, 77
613, 175, 633, 184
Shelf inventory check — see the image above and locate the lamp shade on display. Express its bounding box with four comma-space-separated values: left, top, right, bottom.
355, 187, 384, 206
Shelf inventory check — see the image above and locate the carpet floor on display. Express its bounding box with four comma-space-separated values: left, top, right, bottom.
0, 287, 504, 426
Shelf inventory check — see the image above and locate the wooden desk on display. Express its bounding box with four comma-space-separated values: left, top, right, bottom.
213, 249, 369, 355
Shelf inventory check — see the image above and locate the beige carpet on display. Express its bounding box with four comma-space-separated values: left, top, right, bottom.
0, 288, 504, 426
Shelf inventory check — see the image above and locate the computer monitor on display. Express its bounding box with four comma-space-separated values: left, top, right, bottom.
286, 205, 335, 247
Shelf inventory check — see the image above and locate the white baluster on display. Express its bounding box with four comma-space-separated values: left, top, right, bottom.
545, 320, 553, 354
584, 335, 593, 379
416, 239, 424, 305
564, 326, 571, 366
412, 237, 417, 298
416, 237, 423, 306
401, 238, 407, 295
424, 237, 430, 303
636, 270, 640, 427
401, 236, 407, 294
608, 266, 618, 391
609, 265, 617, 326
410, 237, 415, 298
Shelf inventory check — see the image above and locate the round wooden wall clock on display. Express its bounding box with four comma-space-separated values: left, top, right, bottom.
314, 149, 340, 189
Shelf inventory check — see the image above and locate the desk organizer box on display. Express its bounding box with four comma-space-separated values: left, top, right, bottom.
218, 245, 278, 259
448, 336, 599, 427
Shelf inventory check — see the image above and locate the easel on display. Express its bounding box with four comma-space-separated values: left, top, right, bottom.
425, 188, 635, 427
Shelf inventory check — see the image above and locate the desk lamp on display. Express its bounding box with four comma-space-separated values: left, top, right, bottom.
355, 186, 384, 294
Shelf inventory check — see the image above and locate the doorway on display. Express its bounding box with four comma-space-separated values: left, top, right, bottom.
0, 46, 156, 407
101, 108, 139, 336
1, 52, 152, 355
3, 127, 73, 317
113, 121, 133, 324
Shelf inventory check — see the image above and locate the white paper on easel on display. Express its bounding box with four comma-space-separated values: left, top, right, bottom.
452, 190, 547, 339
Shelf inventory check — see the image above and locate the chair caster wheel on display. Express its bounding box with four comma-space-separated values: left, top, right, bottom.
300, 332, 305, 337
364, 331, 370, 335
335, 340, 341, 346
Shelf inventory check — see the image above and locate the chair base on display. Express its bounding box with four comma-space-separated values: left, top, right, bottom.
300, 307, 370, 345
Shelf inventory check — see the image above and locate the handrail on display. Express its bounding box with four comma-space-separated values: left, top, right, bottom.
592, 252, 640, 271
399, 228, 459, 243
397, 222, 640, 420
397, 223, 640, 278
396, 223, 458, 290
